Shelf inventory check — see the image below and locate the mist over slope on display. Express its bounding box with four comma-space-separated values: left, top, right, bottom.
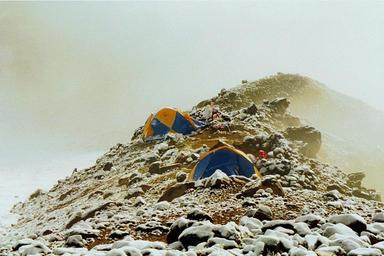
222, 73, 384, 196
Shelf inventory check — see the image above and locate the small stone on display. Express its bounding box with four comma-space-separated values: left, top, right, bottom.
65, 235, 84, 248
187, 208, 213, 222
133, 196, 146, 207
154, 201, 170, 211
126, 188, 144, 199
176, 172, 187, 182
315, 246, 346, 256
103, 162, 113, 171
109, 230, 130, 240
373, 213, 384, 223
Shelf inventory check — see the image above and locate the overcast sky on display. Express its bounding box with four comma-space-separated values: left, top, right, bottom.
1, 1, 383, 160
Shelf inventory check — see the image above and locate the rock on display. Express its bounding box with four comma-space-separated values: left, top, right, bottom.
53, 248, 88, 255
249, 205, 273, 221
244, 103, 258, 115
329, 238, 363, 253
347, 172, 365, 188
133, 196, 146, 207
148, 161, 162, 174
167, 217, 195, 243
154, 201, 170, 211
315, 246, 346, 256
112, 240, 165, 250
158, 182, 195, 202
284, 126, 321, 158
103, 162, 113, 171
238, 177, 285, 198
305, 234, 329, 251
65, 202, 114, 229
109, 230, 130, 240
28, 189, 44, 200
329, 214, 367, 234
367, 223, 384, 234
126, 188, 144, 199
373, 213, 384, 223
262, 220, 294, 232
239, 216, 263, 231
207, 237, 238, 249
17, 240, 51, 255
178, 224, 215, 247
136, 221, 169, 233
289, 247, 317, 256
107, 247, 141, 256
187, 209, 213, 222
293, 222, 311, 236
267, 98, 290, 114
196, 169, 233, 188
65, 235, 84, 248
373, 241, 384, 253
323, 223, 358, 238
176, 171, 187, 182
325, 190, 341, 201
295, 214, 325, 228
348, 248, 382, 256
149, 162, 180, 175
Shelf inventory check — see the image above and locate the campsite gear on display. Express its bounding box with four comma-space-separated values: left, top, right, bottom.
258, 150, 268, 159
190, 142, 260, 180
143, 107, 205, 139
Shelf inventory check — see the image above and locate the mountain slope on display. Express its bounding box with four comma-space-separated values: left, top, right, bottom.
203, 73, 384, 196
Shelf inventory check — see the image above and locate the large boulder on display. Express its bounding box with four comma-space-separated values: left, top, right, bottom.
284, 126, 321, 158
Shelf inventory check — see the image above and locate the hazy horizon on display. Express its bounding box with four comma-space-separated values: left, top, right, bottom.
1, 1, 384, 161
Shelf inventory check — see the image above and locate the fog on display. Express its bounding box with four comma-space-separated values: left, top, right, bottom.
1, 1, 384, 162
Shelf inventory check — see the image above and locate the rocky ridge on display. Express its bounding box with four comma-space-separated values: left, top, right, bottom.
1, 75, 383, 255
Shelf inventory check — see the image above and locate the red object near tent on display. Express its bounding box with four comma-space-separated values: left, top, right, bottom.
258, 150, 268, 159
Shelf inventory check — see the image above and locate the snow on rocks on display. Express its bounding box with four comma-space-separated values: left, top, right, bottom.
373, 212, 384, 223
328, 214, 367, 234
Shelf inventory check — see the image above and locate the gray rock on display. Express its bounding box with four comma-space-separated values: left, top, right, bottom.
167, 218, 195, 243
262, 220, 294, 232
207, 237, 238, 249
329, 214, 367, 234
373, 241, 384, 253
324, 223, 359, 238
367, 223, 384, 234
187, 208, 213, 222
315, 246, 346, 256
293, 222, 311, 236
176, 172, 187, 182
373, 213, 384, 223
295, 214, 325, 228
348, 248, 382, 256
247, 205, 273, 221
178, 224, 215, 247
126, 188, 144, 200
239, 216, 263, 231
154, 201, 170, 211
17, 240, 51, 256
65, 235, 84, 248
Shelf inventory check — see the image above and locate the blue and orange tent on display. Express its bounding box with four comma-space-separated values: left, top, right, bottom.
190, 142, 260, 180
143, 107, 205, 139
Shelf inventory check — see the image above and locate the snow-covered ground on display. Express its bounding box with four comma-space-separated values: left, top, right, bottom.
0, 151, 101, 228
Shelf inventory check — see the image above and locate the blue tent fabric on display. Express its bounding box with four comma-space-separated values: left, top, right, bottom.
151, 118, 171, 136
191, 147, 255, 180
172, 112, 196, 134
